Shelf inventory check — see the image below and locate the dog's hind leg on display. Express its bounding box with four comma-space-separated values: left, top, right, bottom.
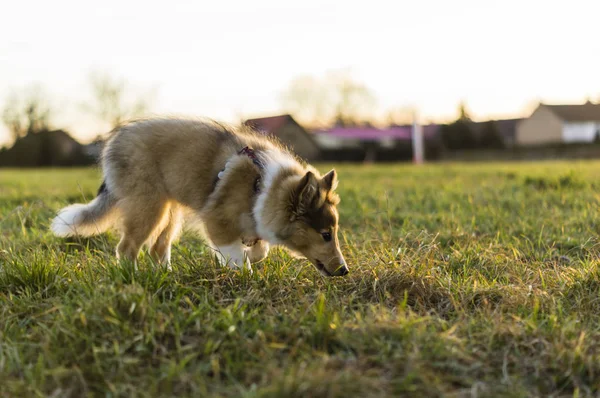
116, 196, 169, 263
149, 204, 183, 268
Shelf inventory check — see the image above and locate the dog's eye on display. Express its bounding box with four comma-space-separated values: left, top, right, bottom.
321, 232, 332, 242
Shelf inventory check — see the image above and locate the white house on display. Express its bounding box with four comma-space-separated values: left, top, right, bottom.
516, 101, 600, 146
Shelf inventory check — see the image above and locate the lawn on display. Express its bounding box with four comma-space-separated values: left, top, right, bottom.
1, 161, 600, 397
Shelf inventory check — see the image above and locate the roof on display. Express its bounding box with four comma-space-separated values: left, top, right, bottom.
543, 102, 600, 122
468, 118, 522, 139
495, 118, 521, 138
45, 129, 79, 143
314, 125, 440, 141
244, 114, 294, 135
243, 114, 320, 152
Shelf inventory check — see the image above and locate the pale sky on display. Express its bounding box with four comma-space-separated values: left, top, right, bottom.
1, 0, 599, 144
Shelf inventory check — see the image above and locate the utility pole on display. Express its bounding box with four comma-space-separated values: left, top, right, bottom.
412, 109, 424, 164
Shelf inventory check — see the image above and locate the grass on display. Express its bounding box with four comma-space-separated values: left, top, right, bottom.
1, 161, 600, 397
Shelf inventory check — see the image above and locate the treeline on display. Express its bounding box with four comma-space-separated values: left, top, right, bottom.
440, 103, 508, 150
0, 72, 154, 167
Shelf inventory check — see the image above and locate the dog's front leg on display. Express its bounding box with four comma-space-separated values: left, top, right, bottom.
247, 240, 269, 263
213, 242, 252, 274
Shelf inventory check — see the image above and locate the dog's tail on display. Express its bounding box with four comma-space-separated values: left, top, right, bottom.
51, 181, 119, 237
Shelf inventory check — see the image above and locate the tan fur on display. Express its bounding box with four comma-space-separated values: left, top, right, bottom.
51, 117, 349, 276
201, 156, 261, 245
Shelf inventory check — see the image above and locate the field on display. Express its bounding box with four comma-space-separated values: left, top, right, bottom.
1, 161, 600, 397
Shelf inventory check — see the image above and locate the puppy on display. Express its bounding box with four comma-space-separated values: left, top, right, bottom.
51, 118, 349, 276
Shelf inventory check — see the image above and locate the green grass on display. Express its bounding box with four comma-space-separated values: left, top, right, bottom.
1, 161, 600, 397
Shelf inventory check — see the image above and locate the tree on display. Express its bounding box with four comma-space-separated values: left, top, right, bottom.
385, 106, 416, 126
440, 120, 476, 150
440, 101, 476, 150
280, 70, 377, 127
329, 71, 377, 127
2, 85, 53, 140
479, 120, 505, 149
458, 100, 471, 121
84, 71, 153, 130
279, 75, 332, 127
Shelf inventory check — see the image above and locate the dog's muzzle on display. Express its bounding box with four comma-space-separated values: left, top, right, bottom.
316, 261, 349, 277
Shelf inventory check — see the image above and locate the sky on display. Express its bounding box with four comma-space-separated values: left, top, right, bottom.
1, 0, 599, 144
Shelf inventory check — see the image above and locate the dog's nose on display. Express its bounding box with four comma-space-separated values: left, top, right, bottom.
340, 265, 349, 276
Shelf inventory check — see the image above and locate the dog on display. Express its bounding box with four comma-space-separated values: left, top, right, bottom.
50, 118, 349, 276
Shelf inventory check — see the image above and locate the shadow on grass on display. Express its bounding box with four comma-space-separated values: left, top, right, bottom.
54, 235, 116, 254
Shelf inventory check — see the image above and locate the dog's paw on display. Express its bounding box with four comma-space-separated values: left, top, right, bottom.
213, 244, 253, 274
247, 240, 269, 263
242, 236, 260, 247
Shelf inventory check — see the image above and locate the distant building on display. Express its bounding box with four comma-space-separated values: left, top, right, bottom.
517, 101, 600, 146
467, 118, 522, 148
313, 125, 410, 162
83, 136, 105, 160
314, 125, 412, 149
244, 114, 320, 161
0, 129, 93, 167
313, 124, 441, 162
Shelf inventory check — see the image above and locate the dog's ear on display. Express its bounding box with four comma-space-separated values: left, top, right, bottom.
322, 169, 338, 192
295, 171, 319, 215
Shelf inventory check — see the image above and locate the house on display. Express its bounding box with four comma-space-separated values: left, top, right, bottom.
313, 125, 411, 162
314, 125, 411, 149
83, 136, 106, 160
494, 118, 522, 147
517, 101, 600, 146
313, 124, 441, 162
0, 129, 94, 167
467, 118, 522, 148
243, 114, 321, 161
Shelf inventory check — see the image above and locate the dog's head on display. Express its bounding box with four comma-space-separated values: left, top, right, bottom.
279, 169, 349, 277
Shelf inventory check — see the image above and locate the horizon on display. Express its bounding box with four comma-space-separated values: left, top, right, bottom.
1, 0, 599, 145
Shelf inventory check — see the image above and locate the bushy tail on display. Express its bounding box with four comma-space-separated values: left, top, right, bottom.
51, 182, 118, 237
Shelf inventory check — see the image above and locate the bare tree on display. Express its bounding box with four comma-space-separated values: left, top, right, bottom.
84, 71, 154, 130
280, 75, 332, 127
328, 70, 377, 127
385, 106, 415, 126
2, 85, 53, 140
458, 100, 472, 121
280, 70, 377, 127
